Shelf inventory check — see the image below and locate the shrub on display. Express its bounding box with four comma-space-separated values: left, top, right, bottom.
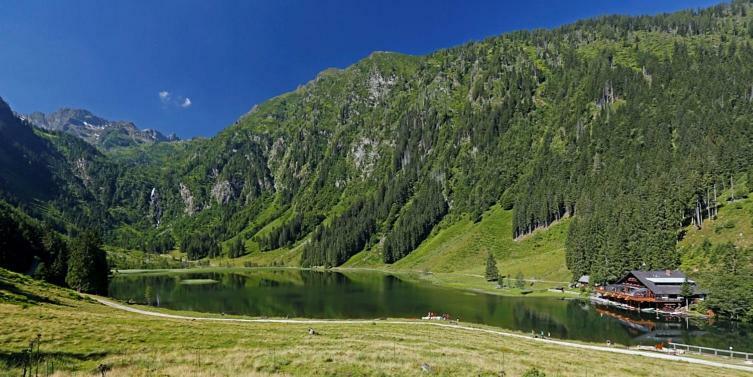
734, 186, 749, 200
522, 367, 546, 377
714, 220, 736, 234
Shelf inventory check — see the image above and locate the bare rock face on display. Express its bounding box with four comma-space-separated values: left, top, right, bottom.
351, 137, 379, 178
268, 137, 286, 171
179, 183, 196, 216
72, 157, 92, 186
367, 70, 396, 106
149, 187, 162, 226
211, 180, 234, 205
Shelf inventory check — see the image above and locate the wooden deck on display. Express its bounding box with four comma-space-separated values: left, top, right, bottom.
598, 290, 657, 302
596, 287, 681, 303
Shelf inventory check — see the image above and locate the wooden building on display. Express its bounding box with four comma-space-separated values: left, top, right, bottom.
594, 270, 705, 312
577, 274, 590, 287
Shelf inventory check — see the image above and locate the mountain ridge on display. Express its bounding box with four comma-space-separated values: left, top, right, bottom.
20, 107, 178, 150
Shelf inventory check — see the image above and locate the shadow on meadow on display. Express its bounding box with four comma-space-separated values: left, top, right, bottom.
0, 279, 64, 306
0, 349, 109, 375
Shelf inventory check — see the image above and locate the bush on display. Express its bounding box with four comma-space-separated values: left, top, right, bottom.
714, 220, 736, 234
499, 188, 516, 211
734, 186, 749, 200
522, 367, 546, 377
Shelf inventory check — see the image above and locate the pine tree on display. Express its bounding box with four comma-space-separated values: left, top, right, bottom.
230, 237, 245, 258
515, 271, 526, 289
485, 251, 499, 281
41, 232, 69, 286
66, 231, 109, 294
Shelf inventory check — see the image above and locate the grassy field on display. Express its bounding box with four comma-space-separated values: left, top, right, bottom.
343, 206, 570, 280
105, 246, 187, 270
1, 269, 749, 377
341, 206, 572, 296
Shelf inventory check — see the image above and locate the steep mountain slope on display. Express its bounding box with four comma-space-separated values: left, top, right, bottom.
22, 108, 177, 150
3, 2, 753, 289
0, 98, 59, 203
0, 97, 113, 231
0, 97, 183, 237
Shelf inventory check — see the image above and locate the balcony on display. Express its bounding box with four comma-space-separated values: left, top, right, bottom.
596, 285, 682, 303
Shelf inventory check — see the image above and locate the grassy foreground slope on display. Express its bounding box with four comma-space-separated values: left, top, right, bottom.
0, 268, 748, 377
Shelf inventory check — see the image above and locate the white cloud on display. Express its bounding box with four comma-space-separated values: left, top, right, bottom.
158, 90, 191, 109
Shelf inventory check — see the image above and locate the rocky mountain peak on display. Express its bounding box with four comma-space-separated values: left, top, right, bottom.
24, 108, 178, 149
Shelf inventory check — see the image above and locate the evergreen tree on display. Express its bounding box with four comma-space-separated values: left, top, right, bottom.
66, 231, 109, 294
39, 231, 69, 286
485, 251, 499, 281
229, 237, 245, 258
383, 180, 447, 263
181, 232, 220, 260
515, 271, 526, 289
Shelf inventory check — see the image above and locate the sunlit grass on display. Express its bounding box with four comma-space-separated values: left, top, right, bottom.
346, 205, 570, 282
1, 269, 747, 376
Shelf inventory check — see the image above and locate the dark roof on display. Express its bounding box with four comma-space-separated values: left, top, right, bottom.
619, 270, 703, 296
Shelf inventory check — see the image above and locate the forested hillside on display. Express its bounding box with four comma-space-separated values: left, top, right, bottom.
3, 1, 753, 290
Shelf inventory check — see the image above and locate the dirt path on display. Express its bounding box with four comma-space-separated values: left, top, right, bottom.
91, 296, 753, 373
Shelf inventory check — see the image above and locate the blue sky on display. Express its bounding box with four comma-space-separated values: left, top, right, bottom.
0, 0, 721, 138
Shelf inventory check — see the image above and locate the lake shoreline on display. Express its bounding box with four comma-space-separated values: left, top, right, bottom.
112, 265, 582, 298
5, 265, 751, 377
109, 266, 753, 352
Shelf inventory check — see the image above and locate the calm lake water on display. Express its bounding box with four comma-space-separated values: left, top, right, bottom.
108, 269, 753, 351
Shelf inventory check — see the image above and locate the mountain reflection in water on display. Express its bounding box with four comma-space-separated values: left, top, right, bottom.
109, 269, 753, 351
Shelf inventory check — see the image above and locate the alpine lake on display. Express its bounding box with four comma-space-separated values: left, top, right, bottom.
108, 268, 753, 352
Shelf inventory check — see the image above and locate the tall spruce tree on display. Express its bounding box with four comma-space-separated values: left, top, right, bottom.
515, 272, 526, 289
38, 231, 69, 286
229, 237, 245, 258
485, 251, 499, 281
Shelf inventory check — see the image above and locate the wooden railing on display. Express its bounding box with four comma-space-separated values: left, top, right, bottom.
596, 287, 682, 303
669, 342, 753, 361
596, 288, 656, 302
